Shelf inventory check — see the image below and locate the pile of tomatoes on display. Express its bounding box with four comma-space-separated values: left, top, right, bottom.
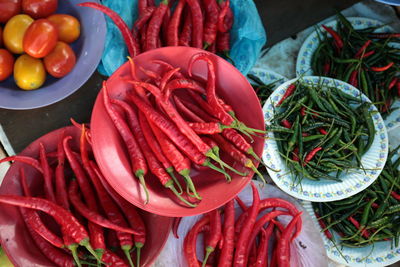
0, 0, 80, 90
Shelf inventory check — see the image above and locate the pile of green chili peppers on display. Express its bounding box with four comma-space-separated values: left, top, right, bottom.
268, 79, 375, 182
312, 13, 400, 115
313, 146, 400, 248
247, 74, 283, 106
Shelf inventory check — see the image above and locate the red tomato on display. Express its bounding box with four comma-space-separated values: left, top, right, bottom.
44, 41, 76, 78
0, 49, 14, 81
0, 0, 21, 23
47, 14, 80, 43
23, 19, 58, 58
21, 0, 57, 19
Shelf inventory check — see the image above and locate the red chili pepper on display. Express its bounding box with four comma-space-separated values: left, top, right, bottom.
186, 0, 203, 48
188, 54, 235, 126
203, 0, 219, 48
174, 96, 206, 122
322, 25, 343, 51
138, 0, 147, 15
361, 50, 375, 59
368, 33, 400, 39
216, 32, 230, 53
161, 7, 170, 45
234, 182, 260, 267
106, 230, 119, 250
217, 200, 235, 267
146, 0, 169, 50
167, 0, 185, 46
371, 62, 394, 72
281, 119, 292, 129
302, 133, 309, 137
133, 6, 155, 32
94, 165, 146, 264
139, 66, 161, 84
38, 143, 56, 203
217, 0, 233, 33
203, 209, 222, 266
186, 90, 221, 121
254, 225, 274, 267
179, 10, 192, 46
315, 212, 333, 239
0, 156, 43, 173
164, 78, 204, 100
184, 216, 210, 267
303, 147, 322, 166
348, 216, 370, 239
277, 84, 296, 106
102, 250, 129, 267
103, 83, 150, 203
300, 106, 306, 117
212, 134, 262, 181
68, 179, 141, 234
189, 122, 226, 134
319, 128, 328, 135
140, 24, 148, 51
388, 77, 398, 90
292, 147, 299, 162
27, 226, 74, 267
348, 69, 359, 87
276, 212, 302, 267
222, 128, 261, 162
235, 196, 247, 211
172, 217, 182, 239
323, 61, 331, 75
371, 202, 379, 209
78, 2, 138, 57
55, 131, 69, 210
159, 68, 182, 92
19, 169, 64, 249
354, 40, 372, 58
391, 191, 400, 201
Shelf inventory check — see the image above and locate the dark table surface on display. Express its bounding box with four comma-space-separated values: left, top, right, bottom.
0, 0, 359, 154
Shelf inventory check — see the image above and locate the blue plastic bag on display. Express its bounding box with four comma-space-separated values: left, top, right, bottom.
98, 0, 266, 76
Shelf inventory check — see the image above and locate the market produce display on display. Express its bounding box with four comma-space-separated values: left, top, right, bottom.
79, 0, 233, 62
0, 125, 164, 267
0, 0, 80, 90
313, 146, 400, 247
247, 70, 286, 106
180, 182, 303, 267
99, 51, 265, 208
300, 14, 400, 115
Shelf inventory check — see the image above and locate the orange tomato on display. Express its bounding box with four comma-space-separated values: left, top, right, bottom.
3, 14, 34, 54
47, 14, 80, 43
0, 49, 14, 81
14, 54, 46, 90
0, 0, 21, 23
23, 19, 58, 58
44, 41, 76, 78
22, 0, 57, 19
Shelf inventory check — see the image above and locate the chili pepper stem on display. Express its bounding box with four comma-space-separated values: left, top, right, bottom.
80, 239, 104, 264
167, 170, 183, 195
181, 172, 202, 200
137, 247, 141, 267
207, 151, 248, 176
204, 160, 231, 181
122, 245, 135, 267
165, 181, 197, 207
202, 247, 214, 267
68, 244, 82, 267
137, 174, 150, 204
245, 160, 266, 184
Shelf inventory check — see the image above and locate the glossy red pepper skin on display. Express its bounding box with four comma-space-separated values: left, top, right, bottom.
322, 25, 344, 51
371, 62, 394, 72
277, 84, 296, 106
146, 0, 168, 50
276, 213, 302, 267
354, 40, 372, 58
55, 132, 69, 210
101, 250, 129, 267
167, 0, 184, 46
217, 200, 235, 267
303, 147, 322, 165
179, 10, 192, 46
39, 143, 56, 203
204, 209, 222, 265
184, 216, 210, 267
186, 0, 203, 48
203, 0, 219, 47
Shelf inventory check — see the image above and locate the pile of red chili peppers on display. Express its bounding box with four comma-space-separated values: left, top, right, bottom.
0, 124, 147, 267
79, 0, 233, 60
180, 182, 303, 267
313, 145, 400, 249
312, 13, 400, 114
103, 52, 266, 207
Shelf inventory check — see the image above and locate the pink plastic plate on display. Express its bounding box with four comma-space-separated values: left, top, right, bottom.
0, 126, 172, 267
91, 47, 265, 217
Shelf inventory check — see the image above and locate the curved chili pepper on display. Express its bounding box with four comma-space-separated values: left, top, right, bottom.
78, 2, 138, 57
322, 25, 343, 51
203, 209, 222, 267
186, 0, 203, 48
68, 179, 142, 234
276, 212, 302, 267
315, 212, 333, 239
167, 0, 185, 46
277, 84, 296, 106
255, 223, 274, 267
19, 169, 64, 249
102, 250, 129, 267
38, 143, 56, 203
348, 69, 359, 87
138, 0, 147, 16
361, 50, 375, 59
55, 131, 69, 210
216, 32, 230, 54
318, 128, 328, 135
176, 94, 217, 122
94, 165, 146, 267
203, 0, 219, 48
103, 83, 150, 203
184, 215, 210, 267
217, 200, 235, 267
303, 147, 322, 166
146, 0, 169, 50
163, 79, 204, 100
371, 62, 394, 72
0, 156, 43, 173
172, 217, 182, 238
354, 40, 371, 58
234, 182, 260, 267
179, 11, 192, 46
174, 96, 205, 122
134, 6, 155, 32
160, 68, 182, 92
388, 77, 398, 90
